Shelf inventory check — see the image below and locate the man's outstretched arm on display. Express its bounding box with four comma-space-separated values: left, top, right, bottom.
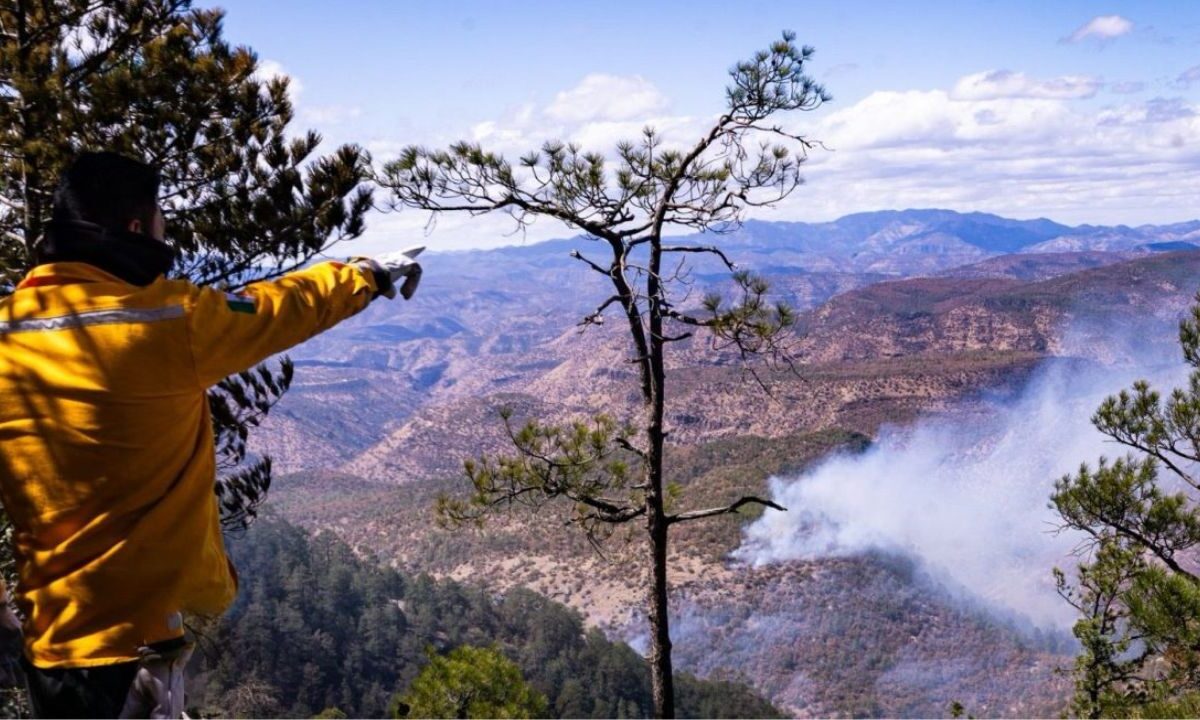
185, 260, 382, 388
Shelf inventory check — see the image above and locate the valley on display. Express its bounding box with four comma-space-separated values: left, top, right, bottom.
253, 209, 1200, 717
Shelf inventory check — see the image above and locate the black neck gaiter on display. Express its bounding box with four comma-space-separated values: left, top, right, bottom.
35, 220, 179, 287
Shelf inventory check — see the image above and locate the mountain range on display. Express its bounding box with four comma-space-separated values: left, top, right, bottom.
253, 209, 1200, 717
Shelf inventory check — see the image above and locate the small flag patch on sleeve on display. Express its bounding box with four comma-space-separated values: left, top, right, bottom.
224, 292, 256, 314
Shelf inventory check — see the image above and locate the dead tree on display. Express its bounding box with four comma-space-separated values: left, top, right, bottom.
377, 32, 829, 718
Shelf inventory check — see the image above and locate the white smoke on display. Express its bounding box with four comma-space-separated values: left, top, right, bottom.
736, 338, 1190, 629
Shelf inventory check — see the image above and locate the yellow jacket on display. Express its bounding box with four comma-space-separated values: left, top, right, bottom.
0, 260, 377, 667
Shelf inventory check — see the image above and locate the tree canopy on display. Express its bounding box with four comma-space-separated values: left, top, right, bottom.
1053, 296, 1200, 717
394, 645, 548, 719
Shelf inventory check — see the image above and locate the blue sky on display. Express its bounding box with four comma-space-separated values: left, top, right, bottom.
206, 1, 1200, 251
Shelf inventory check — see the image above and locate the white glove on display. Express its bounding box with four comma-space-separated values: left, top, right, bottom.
354, 245, 424, 300
375, 247, 424, 300
119, 638, 193, 719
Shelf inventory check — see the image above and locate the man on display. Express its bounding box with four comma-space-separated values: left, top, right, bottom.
0, 152, 420, 717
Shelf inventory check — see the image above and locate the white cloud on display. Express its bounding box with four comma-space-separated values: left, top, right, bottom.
351, 198, 559, 254
951, 70, 1101, 100
545, 74, 669, 123
354, 77, 702, 251
255, 59, 304, 97
358, 67, 1200, 251
448, 80, 705, 163
1064, 14, 1134, 43
255, 63, 362, 131
783, 81, 1200, 227
470, 118, 532, 148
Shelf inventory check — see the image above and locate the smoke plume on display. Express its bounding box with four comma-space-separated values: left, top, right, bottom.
736, 325, 1189, 629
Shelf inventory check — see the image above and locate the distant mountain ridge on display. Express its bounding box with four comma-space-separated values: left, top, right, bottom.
257, 210, 1200, 478
729, 209, 1073, 253
423, 209, 1200, 277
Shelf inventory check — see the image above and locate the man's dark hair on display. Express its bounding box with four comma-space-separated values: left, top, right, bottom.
51, 152, 160, 233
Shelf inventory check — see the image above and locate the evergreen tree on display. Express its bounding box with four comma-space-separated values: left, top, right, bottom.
393, 645, 549, 719
379, 31, 828, 717
0, 0, 370, 535
1052, 296, 1200, 717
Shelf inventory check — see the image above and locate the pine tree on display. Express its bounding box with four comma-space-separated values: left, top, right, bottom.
0, 0, 371, 537
394, 645, 549, 720
1052, 296, 1200, 716
379, 32, 828, 718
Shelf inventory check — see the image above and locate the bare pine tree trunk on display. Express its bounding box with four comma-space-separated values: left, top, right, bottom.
644, 234, 676, 718
646, 488, 674, 718
647, 289, 674, 715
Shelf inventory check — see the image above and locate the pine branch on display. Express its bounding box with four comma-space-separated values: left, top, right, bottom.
660, 244, 738, 271
579, 293, 622, 328
569, 249, 610, 276
668, 496, 786, 524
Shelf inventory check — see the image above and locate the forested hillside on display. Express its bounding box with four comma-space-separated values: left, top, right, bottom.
274, 426, 1071, 717
185, 516, 780, 719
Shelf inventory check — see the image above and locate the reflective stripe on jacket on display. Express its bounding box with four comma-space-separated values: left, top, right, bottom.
0, 260, 377, 668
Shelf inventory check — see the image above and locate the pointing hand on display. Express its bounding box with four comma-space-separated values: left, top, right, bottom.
352, 245, 424, 300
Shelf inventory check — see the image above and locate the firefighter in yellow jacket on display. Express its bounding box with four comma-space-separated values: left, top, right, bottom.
0, 152, 421, 718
